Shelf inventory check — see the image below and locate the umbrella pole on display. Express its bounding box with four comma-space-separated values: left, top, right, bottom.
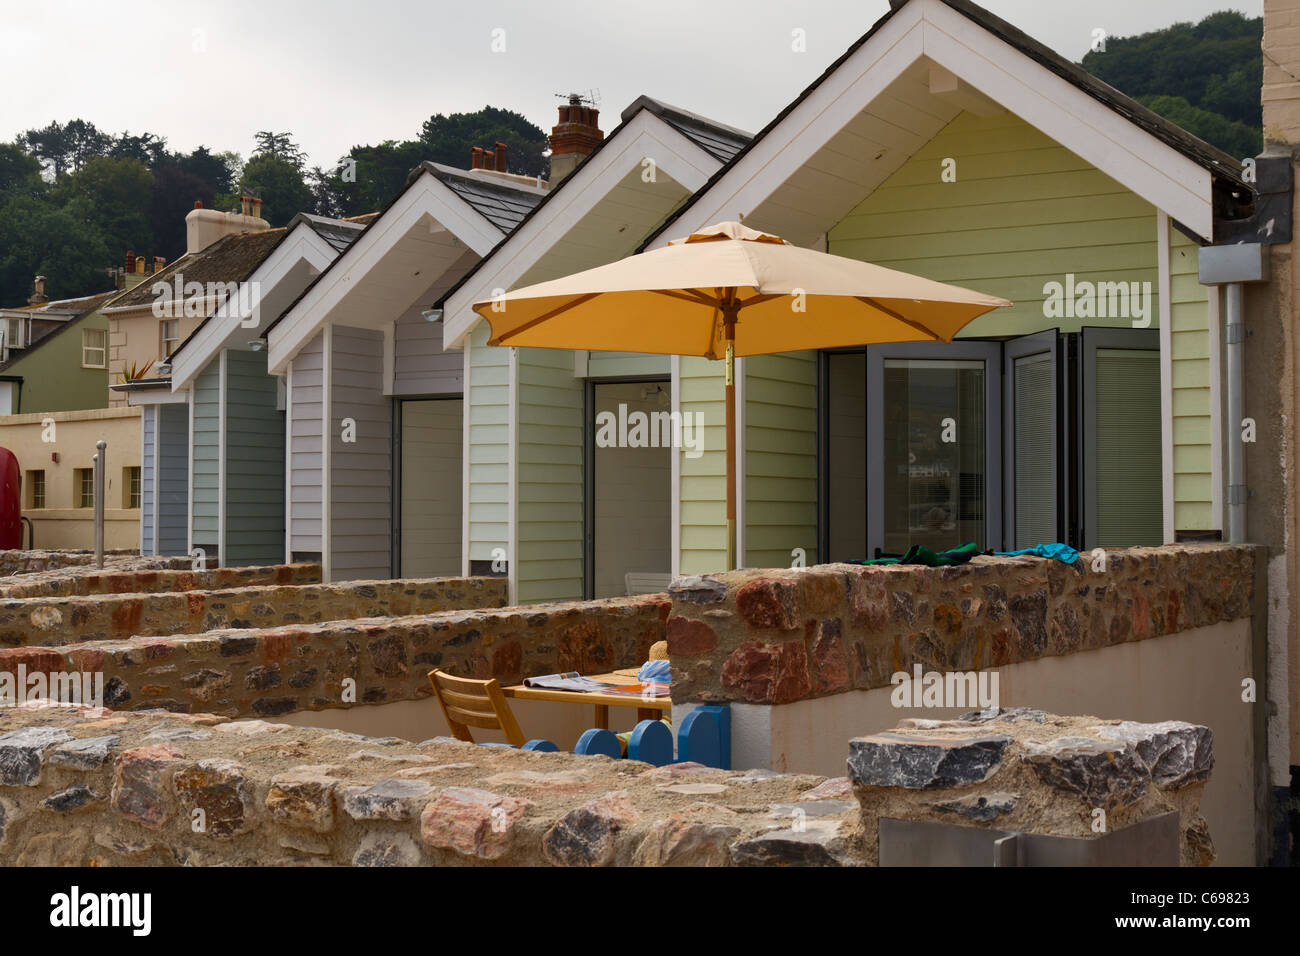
724, 313, 737, 571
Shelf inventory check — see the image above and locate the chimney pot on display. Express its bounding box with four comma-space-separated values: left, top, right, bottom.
125, 250, 136, 274
194, 200, 203, 209
494, 142, 507, 172
471, 147, 483, 169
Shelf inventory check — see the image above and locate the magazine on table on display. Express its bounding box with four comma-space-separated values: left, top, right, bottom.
520, 673, 613, 693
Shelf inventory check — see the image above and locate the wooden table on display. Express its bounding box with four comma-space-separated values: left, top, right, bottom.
502, 672, 671, 730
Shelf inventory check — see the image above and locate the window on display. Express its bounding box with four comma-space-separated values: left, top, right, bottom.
26, 470, 45, 509
160, 319, 179, 359
123, 466, 141, 509
74, 468, 94, 508
81, 328, 107, 368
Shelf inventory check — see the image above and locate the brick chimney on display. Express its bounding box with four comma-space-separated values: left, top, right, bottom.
28, 275, 48, 307
549, 94, 604, 185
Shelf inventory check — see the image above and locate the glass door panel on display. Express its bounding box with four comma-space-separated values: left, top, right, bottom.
1004, 331, 1059, 549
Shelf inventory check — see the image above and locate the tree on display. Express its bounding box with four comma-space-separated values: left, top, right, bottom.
150, 164, 215, 260
0, 194, 112, 306
252, 131, 306, 170
420, 106, 550, 178
54, 156, 155, 258
1139, 94, 1261, 161
18, 121, 71, 179
239, 153, 312, 226
63, 119, 112, 173
327, 140, 426, 217
0, 144, 45, 200
177, 145, 236, 196
109, 131, 168, 167
1081, 11, 1262, 155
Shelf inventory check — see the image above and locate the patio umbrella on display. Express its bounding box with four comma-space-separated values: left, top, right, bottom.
472, 221, 1011, 571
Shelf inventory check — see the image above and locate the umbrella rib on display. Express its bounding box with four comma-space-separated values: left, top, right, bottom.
492, 292, 602, 345
649, 289, 720, 308
856, 297, 945, 342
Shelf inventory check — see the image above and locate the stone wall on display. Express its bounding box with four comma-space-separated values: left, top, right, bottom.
0, 550, 191, 578
849, 707, 1216, 866
0, 577, 508, 647
0, 563, 320, 599
0, 595, 668, 719
0, 704, 1210, 866
666, 546, 1255, 706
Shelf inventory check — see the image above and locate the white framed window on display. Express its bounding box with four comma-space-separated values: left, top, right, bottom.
75, 468, 94, 508
123, 466, 141, 509
81, 328, 107, 368
160, 319, 179, 360
27, 470, 45, 509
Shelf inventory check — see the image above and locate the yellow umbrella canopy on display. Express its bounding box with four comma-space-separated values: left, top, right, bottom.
472, 221, 1011, 571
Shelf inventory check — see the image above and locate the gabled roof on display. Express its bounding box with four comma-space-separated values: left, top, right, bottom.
423, 164, 547, 232
167, 211, 380, 388
639, 0, 1252, 251
106, 228, 289, 311
0, 290, 117, 373
620, 95, 751, 163
436, 95, 750, 344
264, 161, 547, 372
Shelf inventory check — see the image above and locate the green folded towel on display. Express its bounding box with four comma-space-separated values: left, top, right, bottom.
854, 542, 981, 567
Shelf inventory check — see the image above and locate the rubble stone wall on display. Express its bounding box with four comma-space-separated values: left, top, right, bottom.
0, 705, 1211, 866
667, 546, 1255, 705
0, 595, 668, 719
0, 577, 508, 647
0, 563, 321, 599
0, 551, 193, 578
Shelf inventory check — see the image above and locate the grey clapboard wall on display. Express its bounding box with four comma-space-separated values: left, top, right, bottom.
140, 405, 156, 554
288, 332, 324, 557
330, 325, 391, 580
393, 313, 463, 396
224, 349, 285, 566
157, 402, 189, 556
191, 361, 221, 549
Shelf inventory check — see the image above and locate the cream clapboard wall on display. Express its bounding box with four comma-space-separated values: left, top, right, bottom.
465, 322, 511, 573
1169, 226, 1215, 531
515, 347, 584, 602
678, 356, 728, 574
827, 110, 1213, 532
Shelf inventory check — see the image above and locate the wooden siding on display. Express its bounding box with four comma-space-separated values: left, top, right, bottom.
329, 326, 391, 580
744, 351, 818, 569
140, 404, 155, 554
516, 347, 583, 603
393, 313, 464, 396
1169, 227, 1215, 531
678, 355, 728, 575
191, 361, 220, 548
466, 322, 510, 566
289, 332, 324, 555
224, 349, 285, 566
157, 402, 189, 557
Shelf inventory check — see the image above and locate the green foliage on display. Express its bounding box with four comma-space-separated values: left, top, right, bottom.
325, 140, 427, 217
54, 156, 155, 256
252, 131, 307, 170
1081, 10, 1262, 155
420, 105, 550, 178
239, 153, 312, 226
1138, 94, 1261, 161
0, 194, 113, 305
0, 144, 45, 200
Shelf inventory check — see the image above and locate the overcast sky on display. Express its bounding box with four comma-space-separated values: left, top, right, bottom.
1, 0, 1263, 168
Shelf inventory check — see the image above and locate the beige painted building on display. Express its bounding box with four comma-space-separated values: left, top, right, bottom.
0, 406, 141, 549
102, 203, 272, 408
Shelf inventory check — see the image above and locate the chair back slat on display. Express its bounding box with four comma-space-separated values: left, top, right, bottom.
428, 669, 526, 747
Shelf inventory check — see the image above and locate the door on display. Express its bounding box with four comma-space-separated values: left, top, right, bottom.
867, 341, 1002, 558
1080, 328, 1162, 548
1003, 331, 1061, 549
397, 398, 463, 577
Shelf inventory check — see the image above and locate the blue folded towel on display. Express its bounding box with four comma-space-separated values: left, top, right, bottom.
996, 543, 1079, 565
638, 659, 671, 683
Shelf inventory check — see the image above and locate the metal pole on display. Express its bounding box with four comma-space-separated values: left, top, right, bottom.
724, 304, 738, 572
1225, 283, 1246, 542
93, 439, 106, 568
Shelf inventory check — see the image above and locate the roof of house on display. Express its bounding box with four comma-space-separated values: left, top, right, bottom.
639, 0, 1253, 252
0, 289, 118, 373
421, 163, 548, 232
166, 211, 381, 367
620, 95, 751, 163
432, 95, 751, 312
108, 227, 290, 310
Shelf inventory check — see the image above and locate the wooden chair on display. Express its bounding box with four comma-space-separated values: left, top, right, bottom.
428, 668, 527, 747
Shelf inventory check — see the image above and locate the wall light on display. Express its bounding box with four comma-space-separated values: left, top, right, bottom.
422, 308, 444, 324
248, 340, 265, 351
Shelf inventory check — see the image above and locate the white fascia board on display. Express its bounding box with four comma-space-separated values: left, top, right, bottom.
127, 387, 189, 406
267, 171, 506, 375
648, 0, 1216, 249
171, 224, 336, 390
920, 0, 1214, 239
645, 1, 926, 250
441, 110, 726, 348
